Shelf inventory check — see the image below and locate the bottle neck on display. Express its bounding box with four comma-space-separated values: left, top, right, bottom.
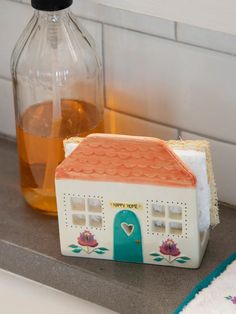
35, 8, 71, 22
33, 8, 72, 49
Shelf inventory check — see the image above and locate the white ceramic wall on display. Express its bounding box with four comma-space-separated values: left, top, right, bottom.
56, 179, 200, 268
1, 0, 236, 206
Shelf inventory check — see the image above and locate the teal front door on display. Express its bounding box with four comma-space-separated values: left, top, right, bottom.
113, 210, 143, 263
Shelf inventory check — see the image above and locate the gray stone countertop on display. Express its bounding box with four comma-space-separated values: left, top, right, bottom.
0, 137, 236, 314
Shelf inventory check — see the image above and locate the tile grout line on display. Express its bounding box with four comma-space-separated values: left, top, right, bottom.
0, 76, 12, 82
103, 22, 236, 57
219, 201, 236, 210
176, 38, 236, 57
101, 23, 107, 111
105, 107, 236, 146
7, 0, 236, 57
104, 105, 179, 130
178, 128, 236, 146
176, 129, 181, 140
0, 132, 16, 142
1, 117, 236, 148
81, 17, 176, 41
174, 21, 178, 41
165, 128, 236, 146
78, 16, 236, 58
77, 16, 236, 57
7, 0, 30, 7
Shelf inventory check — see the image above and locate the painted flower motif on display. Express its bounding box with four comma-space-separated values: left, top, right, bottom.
225, 296, 236, 304
232, 297, 236, 304
77, 230, 98, 247
160, 239, 180, 257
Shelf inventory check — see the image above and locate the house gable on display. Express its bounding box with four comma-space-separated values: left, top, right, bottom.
56, 134, 197, 188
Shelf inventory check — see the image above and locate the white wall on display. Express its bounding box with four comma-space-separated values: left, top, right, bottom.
1, 0, 236, 206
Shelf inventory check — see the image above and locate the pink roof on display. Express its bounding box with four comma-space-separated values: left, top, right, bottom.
56, 134, 196, 188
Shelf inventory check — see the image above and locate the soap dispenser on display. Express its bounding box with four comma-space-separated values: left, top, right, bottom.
11, 0, 104, 215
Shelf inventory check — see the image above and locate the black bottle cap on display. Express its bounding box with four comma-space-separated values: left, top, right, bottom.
31, 0, 73, 11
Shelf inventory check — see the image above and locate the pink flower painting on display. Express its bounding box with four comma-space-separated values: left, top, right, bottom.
150, 238, 190, 264
160, 239, 181, 257
68, 230, 108, 255
78, 231, 98, 248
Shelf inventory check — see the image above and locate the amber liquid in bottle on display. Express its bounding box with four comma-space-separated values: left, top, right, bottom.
16, 99, 104, 215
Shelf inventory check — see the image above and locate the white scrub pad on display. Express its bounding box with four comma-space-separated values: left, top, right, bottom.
173, 149, 211, 231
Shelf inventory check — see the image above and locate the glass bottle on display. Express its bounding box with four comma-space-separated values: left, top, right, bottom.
11, 0, 104, 215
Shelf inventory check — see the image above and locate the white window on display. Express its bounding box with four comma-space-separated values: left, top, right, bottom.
168, 205, 182, 220
152, 220, 165, 233
89, 214, 103, 228
151, 204, 165, 218
150, 201, 185, 236
70, 196, 103, 228
169, 221, 182, 235
72, 214, 86, 226
88, 198, 102, 213
71, 196, 85, 211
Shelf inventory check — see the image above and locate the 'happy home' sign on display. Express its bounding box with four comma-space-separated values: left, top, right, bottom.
109, 202, 143, 210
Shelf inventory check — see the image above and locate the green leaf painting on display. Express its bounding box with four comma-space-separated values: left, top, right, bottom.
179, 256, 190, 260
176, 259, 187, 264
150, 253, 161, 257
154, 257, 164, 262
69, 244, 78, 248
72, 248, 82, 253
97, 247, 109, 251
94, 250, 106, 254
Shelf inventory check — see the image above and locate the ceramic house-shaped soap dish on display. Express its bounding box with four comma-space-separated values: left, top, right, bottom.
55, 134, 219, 268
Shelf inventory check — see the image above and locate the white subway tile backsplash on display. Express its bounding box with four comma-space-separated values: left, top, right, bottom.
72, 0, 175, 39
104, 108, 178, 139
18, 0, 175, 40
181, 131, 236, 206
104, 25, 236, 144
2, 0, 236, 209
0, 0, 32, 79
71, 0, 108, 21
0, 79, 15, 137
99, 7, 175, 39
177, 23, 236, 55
